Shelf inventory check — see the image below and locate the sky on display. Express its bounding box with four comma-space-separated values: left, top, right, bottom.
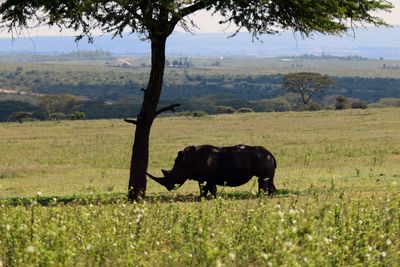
0, 1, 399, 38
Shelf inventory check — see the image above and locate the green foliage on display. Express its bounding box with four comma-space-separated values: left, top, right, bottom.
1, 0, 392, 40
69, 111, 86, 120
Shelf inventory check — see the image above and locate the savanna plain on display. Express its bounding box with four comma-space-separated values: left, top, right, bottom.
1, 108, 400, 266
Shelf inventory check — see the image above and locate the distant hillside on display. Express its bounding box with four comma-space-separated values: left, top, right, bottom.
0, 26, 400, 58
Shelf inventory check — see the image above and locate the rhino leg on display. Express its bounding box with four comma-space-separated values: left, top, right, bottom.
258, 177, 276, 196
266, 169, 276, 195
199, 182, 209, 199
198, 181, 217, 199
258, 177, 269, 195
207, 183, 217, 198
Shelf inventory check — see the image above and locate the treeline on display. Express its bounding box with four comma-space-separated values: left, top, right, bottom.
1, 67, 400, 121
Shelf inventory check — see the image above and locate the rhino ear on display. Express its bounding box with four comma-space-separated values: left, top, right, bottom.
187, 145, 196, 152
177, 151, 183, 160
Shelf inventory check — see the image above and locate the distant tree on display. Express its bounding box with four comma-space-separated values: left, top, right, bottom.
283, 72, 335, 106
0, 0, 392, 201
36, 94, 80, 119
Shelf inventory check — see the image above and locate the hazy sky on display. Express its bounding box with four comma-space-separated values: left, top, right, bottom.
0, 1, 399, 37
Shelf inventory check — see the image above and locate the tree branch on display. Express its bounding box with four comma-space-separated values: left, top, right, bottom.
124, 118, 137, 125
156, 104, 180, 116
170, 0, 215, 27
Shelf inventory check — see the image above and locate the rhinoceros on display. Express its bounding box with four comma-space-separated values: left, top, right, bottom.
147, 144, 277, 198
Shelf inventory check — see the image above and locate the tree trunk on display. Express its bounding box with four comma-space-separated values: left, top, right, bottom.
128, 36, 167, 201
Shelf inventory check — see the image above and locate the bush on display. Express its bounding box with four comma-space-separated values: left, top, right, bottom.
50, 113, 67, 120
335, 96, 350, 110
300, 102, 324, 111
350, 99, 368, 109
215, 106, 236, 114
237, 107, 254, 113
8, 111, 33, 123
179, 110, 207, 117
69, 111, 86, 120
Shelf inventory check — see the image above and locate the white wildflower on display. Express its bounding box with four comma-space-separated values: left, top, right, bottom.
368, 246, 373, 251
216, 259, 223, 267
188, 253, 193, 258
36, 192, 42, 197
86, 244, 92, 250
306, 234, 313, 241
284, 241, 293, 248
381, 251, 387, 258
278, 211, 284, 218
289, 209, 297, 215
292, 227, 297, 233
386, 239, 392, 245
229, 252, 236, 261
26, 246, 35, 253
5, 224, 10, 231
324, 237, 332, 244
261, 253, 269, 261
267, 261, 273, 267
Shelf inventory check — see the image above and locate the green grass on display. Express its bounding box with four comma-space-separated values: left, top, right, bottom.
1, 108, 400, 266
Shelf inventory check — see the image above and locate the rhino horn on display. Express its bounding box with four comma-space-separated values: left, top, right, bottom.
147, 172, 171, 190
161, 169, 171, 177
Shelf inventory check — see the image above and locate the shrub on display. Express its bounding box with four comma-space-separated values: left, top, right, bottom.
216, 106, 236, 114
50, 112, 67, 120
335, 96, 350, 110
8, 111, 33, 123
237, 107, 254, 113
350, 99, 368, 109
69, 111, 86, 120
300, 102, 324, 111
179, 110, 207, 117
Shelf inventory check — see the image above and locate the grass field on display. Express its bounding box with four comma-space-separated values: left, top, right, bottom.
1, 108, 400, 266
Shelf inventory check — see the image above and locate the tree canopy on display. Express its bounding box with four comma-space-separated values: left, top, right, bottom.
0, 1, 393, 40
283, 72, 336, 105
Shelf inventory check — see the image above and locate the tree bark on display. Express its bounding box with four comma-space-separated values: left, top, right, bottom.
128, 36, 167, 201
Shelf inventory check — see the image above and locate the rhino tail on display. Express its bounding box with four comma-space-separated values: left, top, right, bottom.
271, 153, 277, 169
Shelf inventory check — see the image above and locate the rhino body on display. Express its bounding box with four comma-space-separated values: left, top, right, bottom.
148, 144, 277, 198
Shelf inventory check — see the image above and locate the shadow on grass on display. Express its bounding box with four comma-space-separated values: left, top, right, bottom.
0, 188, 337, 206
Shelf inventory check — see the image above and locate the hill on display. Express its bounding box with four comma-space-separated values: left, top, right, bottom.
1, 26, 400, 58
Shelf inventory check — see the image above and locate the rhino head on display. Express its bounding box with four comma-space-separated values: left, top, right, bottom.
147, 169, 187, 191
147, 146, 196, 191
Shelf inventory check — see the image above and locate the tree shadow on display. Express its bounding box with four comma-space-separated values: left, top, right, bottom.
0, 187, 336, 206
